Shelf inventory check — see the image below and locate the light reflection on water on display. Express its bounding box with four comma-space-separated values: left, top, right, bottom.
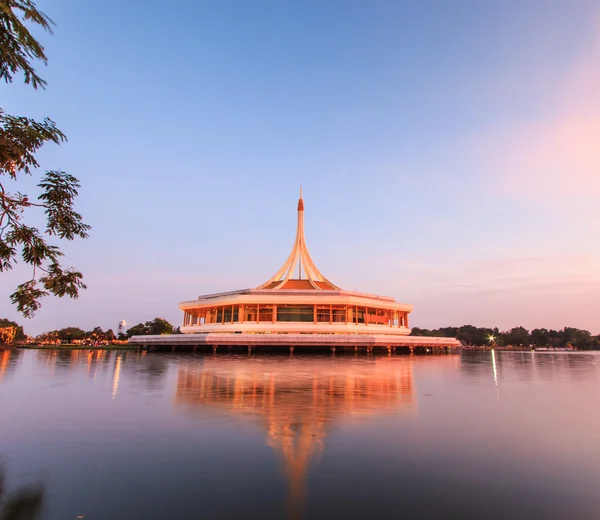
0, 348, 599, 519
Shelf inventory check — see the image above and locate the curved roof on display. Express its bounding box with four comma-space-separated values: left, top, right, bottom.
257, 188, 339, 291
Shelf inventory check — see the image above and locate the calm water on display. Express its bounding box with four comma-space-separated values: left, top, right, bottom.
1, 349, 599, 519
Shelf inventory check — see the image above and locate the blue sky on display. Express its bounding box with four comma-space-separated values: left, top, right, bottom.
2, 0, 600, 335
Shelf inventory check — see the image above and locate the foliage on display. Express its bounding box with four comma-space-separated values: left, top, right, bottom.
55, 327, 85, 342
37, 325, 120, 343
126, 318, 174, 337
125, 323, 148, 338
0, 317, 25, 342
1, 0, 90, 317
0, 326, 16, 345
411, 325, 600, 349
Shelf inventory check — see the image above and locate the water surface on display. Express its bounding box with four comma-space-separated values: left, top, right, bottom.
1, 349, 599, 519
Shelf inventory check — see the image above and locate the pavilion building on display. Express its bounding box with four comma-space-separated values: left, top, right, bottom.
130, 190, 460, 352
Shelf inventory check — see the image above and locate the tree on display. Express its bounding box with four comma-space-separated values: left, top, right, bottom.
503, 326, 530, 347
147, 318, 173, 335
126, 318, 174, 338
105, 329, 115, 342
0, 317, 26, 342
1, 1, 90, 317
126, 323, 148, 338
55, 326, 85, 342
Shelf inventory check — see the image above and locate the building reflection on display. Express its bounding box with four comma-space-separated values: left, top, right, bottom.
175, 356, 415, 518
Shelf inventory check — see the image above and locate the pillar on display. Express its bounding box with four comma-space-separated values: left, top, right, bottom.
354, 346, 359, 354
248, 346, 252, 355
290, 346, 295, 355
387, 346, 392, 355
409, 346, 414, 354
212, 345, 218, 354
331, 346, 336, 355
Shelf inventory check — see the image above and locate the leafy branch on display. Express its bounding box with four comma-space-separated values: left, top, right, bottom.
1, 1, 90, 317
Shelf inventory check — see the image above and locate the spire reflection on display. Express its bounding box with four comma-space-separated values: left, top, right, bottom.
175, 356, 416, 518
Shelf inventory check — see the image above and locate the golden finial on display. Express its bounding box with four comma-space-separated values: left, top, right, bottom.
298, 186, 304, 211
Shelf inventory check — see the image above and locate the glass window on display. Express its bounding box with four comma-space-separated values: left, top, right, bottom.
259, 305, 273, 322
223, 306, 232, 322
332, 306, 346, 323
277, 305, 314, 322
316, 305, 330, 323
233, 306, 239, 322
216, 308, 223, 323
354, 308, 365, 324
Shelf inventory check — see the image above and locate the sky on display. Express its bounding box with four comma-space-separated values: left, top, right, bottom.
1, 0, 599, 335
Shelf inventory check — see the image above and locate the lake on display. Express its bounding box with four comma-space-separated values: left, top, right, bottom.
1, 348, 599, 519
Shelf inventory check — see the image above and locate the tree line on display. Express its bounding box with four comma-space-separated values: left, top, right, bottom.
0, 317, 176, 345
411, 325, 600, 349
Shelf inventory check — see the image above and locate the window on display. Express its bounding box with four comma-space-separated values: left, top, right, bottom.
332, 306, 346, 323
316, 305, 330, 323
277, 305, 314, 322
354, 308, 365, 324
259, 305, 273, 322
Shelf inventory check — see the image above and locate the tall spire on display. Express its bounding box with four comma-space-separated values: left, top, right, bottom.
258, 189, 339, 290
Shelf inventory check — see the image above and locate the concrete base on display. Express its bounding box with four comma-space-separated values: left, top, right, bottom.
129, 333, 461, 350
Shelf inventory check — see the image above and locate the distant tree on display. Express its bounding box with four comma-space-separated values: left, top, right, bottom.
105, 329, 115, 342
35, 330, 58, 344
455, 325, 495, 346
87, 326, 105, 341
56, 326, 85, 342
147, 318, 173, 335
126, 323, 148, 338
561, 327, 594, 349
530, 328, 550, 347
410, 324, 599, 350
503, 326, 530, 347
0, 318, 26, 343
126, 318, 174, 337
0, 1, 90, 317
117, 332, 128, 341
